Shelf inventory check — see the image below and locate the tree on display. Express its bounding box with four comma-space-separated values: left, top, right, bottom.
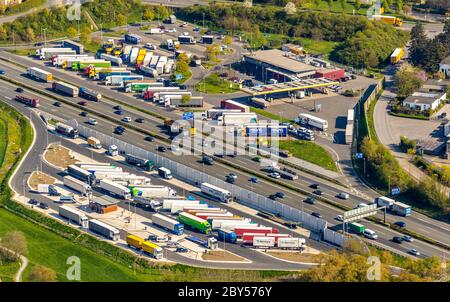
354, 0, 361, 11
28, 265, 57, 282
394, 0, 403, 13
395, 64, 425, 98
143, 7, 155, 21
326, 0, 333, 11
67, 26, 78, 38
117, 13, 127, 26
340, 0, 347, 12
25, 27, 35, 42
284, 2, 297, 15
0, 231, 28, 262
223, 35, 233, 46
204, 44, 221, 62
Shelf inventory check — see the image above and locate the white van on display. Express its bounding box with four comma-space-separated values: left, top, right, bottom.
338, 192, 349, 200
87, 118, 97, 125
356, 203, 368, 209
363, 229, 378, 240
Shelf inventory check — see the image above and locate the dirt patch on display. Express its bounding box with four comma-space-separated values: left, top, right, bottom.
44, 144, 78, 169
28, 172, 56, 190
202, 250, 246, 262
266, 251, 319, 263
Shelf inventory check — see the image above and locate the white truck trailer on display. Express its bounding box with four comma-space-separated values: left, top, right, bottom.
58, 205, 89, 228
277, 237, 305, 249
63, 175, 91, 196
37, 48, 76, 60
161, 199, 191, 210
170, 203, 209, 214
88, 219, 120, 241
296, 113, 328, 131
151, 213, 184, 235
100, 53, 123, 66
130, 185, 177, 198
200, 182, 233, 203
99, 179, 131, 199
217, 113, 258, 126
27, 67, 53, 82
52, 55, 92, 67
211, 218, 251, 230
253, 237, 275, 248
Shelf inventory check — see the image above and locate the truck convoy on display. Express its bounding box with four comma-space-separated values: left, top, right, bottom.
79, 87, 102, 102
178, 212, 211, 234
126, 235, 163, 259
63, 175, 92, 196
296, 113, 328, 131
15, 95, 40, 108
200, 183, 233, 203
99, 179, 132, 199
27, 67, 53, 82
89, 219, 120, 241
152, 213, 184, 235
55, 122, 79, 139
375, 196, 412, 216
58, 205, 89, 228
124, 154, 154, 171
52, 81, 79, 97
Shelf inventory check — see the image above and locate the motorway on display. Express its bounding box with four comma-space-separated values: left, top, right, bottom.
0, 73, 449, 261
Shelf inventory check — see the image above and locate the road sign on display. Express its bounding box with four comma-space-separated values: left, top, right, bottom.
175, 73, 183, 80
391, 188, 401, 195
182, 112, 194, 120
343, 204, 378, 223
355, 153, 364, 159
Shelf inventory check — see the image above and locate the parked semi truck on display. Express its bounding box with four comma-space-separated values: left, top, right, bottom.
234, 226, 277, 237
348, 222, 365, 234
130, 185, 176, 198
62, 40, 84, 54
58, 205, 88, 228
124, 33, 142, 44
52, 54, 91, 66
371, 15, 402, 27
99, 179, 131, 199
132, 196, 162, 211
27, 67, 52, 82
124, 82, 164, 93
52, 81, 79, 97
15, 95, 40, 108
125, 234, 163, 259
67, 164, 95, 185
89, 219, 120, 241
124, 154, 154, 171
38, 48, 76, 60
79, 87, 102, 102
178, 212, 211, 234
390, 48, 404, 64
216, 228, 237, 243
37, 184, 60, 196
55, 122, 79, 139
105, 75, 143, 86
152, 213, 184, 235
220, 99, 250, 113
252, 236, 275, 248
87, 136, 102, 149
296, 113, 328, 131
63, 175, 91, 196
157, 167, 173, 179
200, 182, 233, 203
72, 61, 111, 71
170, 203, 209, 214
100, 53, 123, 66
137, 65, 158, 77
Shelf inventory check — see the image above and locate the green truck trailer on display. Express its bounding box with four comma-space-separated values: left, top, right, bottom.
178, 212, 211, 234
72, 61, 112, 71
348, 222, 365, 234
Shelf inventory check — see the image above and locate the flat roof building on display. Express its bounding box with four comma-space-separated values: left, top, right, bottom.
403, 91, 447, 111
90, 195, 120, 214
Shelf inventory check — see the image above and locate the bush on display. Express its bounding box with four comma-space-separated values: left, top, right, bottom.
399, 136, 416, 153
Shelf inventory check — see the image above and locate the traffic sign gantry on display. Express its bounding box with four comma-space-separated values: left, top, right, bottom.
343, 204, 378, 223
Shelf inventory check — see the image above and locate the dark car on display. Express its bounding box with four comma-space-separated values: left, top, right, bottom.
145, 136, 154, 142
176, 247, 189, 253
0, 70, 5, 75
115, 110, 124, 115
78, 101, 87, 106
136, 118, 144, 123
226, 176, 235, 184
269, 194, 277, 200
157, 146, 166, 152
147, 235, 157, 241
113, 105, 122, 110
395, 221, 406, 228
304, 197, 316, 205
54, 101, 61, 107
310, 183, 320, 189
392, 236, 403, 244
16, 87, 24, 93
80, 111, 88, 117
34, 42, 44, 47
114, 126, 125, 134
275, 192, 285, 199
250, 177, 258, 183
179, 84, 187, 90
28, 198, 39, 205
313, 190, 323, 196
311, 212, 322, 218
38, 202, 49, 210
202, 155, 214, 165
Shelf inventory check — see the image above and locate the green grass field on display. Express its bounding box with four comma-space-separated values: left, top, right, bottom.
195, 73, 240, 94
0, 118, 6, 168
0, 261, 20, 282
279, 140, 338, 172
250, 107, 292, 123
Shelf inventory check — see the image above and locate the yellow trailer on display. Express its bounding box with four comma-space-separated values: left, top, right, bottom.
372, 15, 402, 27
390, 48, 404, 64
136, 48, 147, 66
126, 234, 144, 249
141, 241, 163, 259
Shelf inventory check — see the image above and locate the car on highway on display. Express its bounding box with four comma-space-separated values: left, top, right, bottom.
122, 116, 131, 122
269, 172, 281, 179
115, 110, 124, 115
193, 27, 200, 32
363, 229, 378, 240
275, 192, 285, 199
310, 183, 320, 189
335, 215, 344, 222
226, 176, 235, 184
147, 235, 158, 241
227, 173, 237, 180
113, 105, 122, 110
53, 101, 61, 107
202, 155, 214, 165
313, 190, 323, 196
28, 198, 39, 205
311, 212, 322, 218
114, 126, 125, 134
409, 249, 420, 256
180, 22, 187, 27
392, 236, 403, 244
144, 43, 156, 50
16, 87, 24, 93
157, 146, 166, 152
80, 111, 88, 117
87, 118, 97, 125
337, 192, 349, 199
78, 101, 87, 106
183, 32, 189, 36
304, 197, 316, 205
269, 194, 277, 200
0, 69, 5, 74
395, 221, 406, 228
145, 136, 154, 142
250, 177, 258, 183
356, 203, 368, 209
176, 247, 188, 253
252, 156, 261, 162
403, 235, 414, 242
166, 28, 177, 33
38, 202, 49, 210
135, 118, 144, 123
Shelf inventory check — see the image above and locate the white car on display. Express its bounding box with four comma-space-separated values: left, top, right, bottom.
87, 118, 97, 125
403, 235, 414, 242
122, 117, 131, 122
183, 32, 189, 36
409, 249, 420, 256
144, 43, 155, 50
335, 215, 344, 222
269, 172, 281, 179
156, 236, 169, 243
356, 203, 368, 209
338, 192, 349, 199
363, 229, 378, 240
166, 28, 177, 33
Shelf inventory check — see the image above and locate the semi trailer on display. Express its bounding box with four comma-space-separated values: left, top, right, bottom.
15, 95, 40, 108
27, 67, 52, 82
55, 122, 79, 139
88, 219, 120, 241
52, 81, 79, 97
178, 212, 211, 234
99, 179, 131, 199
67, 164, 95, 184
63, 175, 91, 196
58, 205, 89, 228
200, 183, 233, 203
79, 87, 102, 102
124, 154, 154, 171
152, 213, 184, 235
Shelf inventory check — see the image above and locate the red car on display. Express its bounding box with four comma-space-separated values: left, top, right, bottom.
78, 101, 87, 106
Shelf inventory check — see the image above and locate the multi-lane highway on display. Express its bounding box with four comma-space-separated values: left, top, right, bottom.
1, 73, 448, 260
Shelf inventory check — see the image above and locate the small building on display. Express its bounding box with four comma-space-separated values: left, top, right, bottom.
439, 56, 450, 79
315, 68, 345, 81
89, 195, 119, 214
402, 91, 447, 111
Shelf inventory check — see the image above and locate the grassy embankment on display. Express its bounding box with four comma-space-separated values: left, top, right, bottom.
195, 73, 240, 94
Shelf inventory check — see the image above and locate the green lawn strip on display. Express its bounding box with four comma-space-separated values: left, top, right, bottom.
0, 261, 20, 282
6, 49, 36, 56
195, 73, 240, 94
0, 118, 7, 168
250, 107, 292, 124
279, 140, 338, 172
291, 37, 340, 56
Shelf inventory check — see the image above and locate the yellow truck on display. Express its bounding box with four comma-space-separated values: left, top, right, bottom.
372, 15, 403, 27
141, 241, 163, 259
87, 136, 102, 149
390, 48, 404, 64
126, 234, 144, 249
136, 48, 147, 66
